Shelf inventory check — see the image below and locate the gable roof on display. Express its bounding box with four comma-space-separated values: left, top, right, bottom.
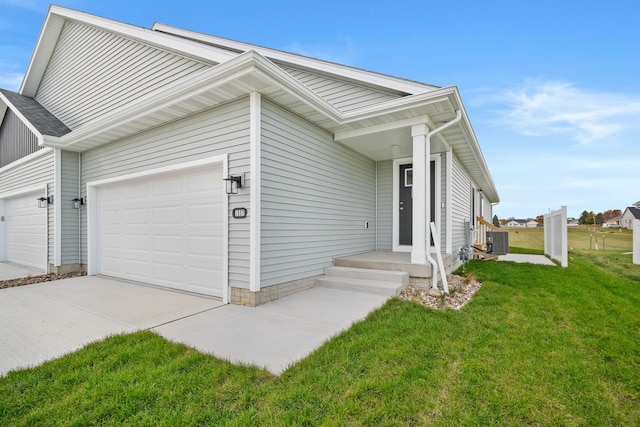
0, 88, 70, 138
624, 206, 640, 219
16, 6, 499, 203
151, 23, 439, 96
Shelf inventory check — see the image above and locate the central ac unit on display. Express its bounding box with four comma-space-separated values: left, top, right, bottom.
486, 230, 509, 255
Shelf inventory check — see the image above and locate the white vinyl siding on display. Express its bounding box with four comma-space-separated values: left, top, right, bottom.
376, 160, 393, 251
451, 155, 472, 255
280, 65, 405, 112
61, 150, 80, 265
260, 100, 376, 286
0, 150, 54, 265
81, 98, 250, 288
439, 153, 447, 254
0, 109, 42, 167
35, 20, 210, 129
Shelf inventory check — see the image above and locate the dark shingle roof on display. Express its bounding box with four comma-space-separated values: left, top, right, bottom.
0, 89, 71, 137
626, 206, 640, 219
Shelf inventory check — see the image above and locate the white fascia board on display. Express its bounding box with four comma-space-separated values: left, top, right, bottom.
20, 6, 236, 97
448, 88, 500, 203
152, 23, 438, 95
0, 92, 44, 141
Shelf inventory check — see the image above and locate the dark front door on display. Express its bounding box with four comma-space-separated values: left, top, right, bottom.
398, 161, 436, 247
399, 164, 413, 245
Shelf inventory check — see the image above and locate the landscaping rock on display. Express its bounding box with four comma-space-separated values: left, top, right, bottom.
399, 274, 481, 310
0, 271, 87, 290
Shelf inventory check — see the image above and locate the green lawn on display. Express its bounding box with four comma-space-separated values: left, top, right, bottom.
1, 252, 639, 425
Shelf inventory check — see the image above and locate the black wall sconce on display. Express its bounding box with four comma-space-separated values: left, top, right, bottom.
37, 196, 52, 208
224, 174, 244, 195
72, 197, 85, 209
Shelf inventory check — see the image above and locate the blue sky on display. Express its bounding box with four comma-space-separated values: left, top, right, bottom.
1, 0, 639, 219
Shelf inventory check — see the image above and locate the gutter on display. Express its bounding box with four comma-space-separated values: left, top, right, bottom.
425, 109, 462, 292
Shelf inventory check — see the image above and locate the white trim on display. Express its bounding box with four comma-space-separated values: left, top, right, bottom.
0, 185, 48, 272
249, 92, 261, 292
54, 149, 62, 266
446, 147, 453, 255
151, 23, 438, 95
0, 148, 53, 174
392, 157, 413, 253
86, 155, 230, 303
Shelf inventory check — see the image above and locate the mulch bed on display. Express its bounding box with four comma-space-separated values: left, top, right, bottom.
0, 271, 87, 290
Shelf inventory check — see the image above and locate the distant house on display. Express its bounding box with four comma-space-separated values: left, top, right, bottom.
526, 220, 539, 228
505, 219, 526, 227
567, 217, 579, 226
603, 215, 622, 228
621, 207, 640, 229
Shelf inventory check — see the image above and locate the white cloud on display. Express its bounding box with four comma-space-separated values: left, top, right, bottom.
477, 79, 640, 146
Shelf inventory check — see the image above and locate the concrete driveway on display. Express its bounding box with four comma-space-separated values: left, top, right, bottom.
1, 275, 388, 376
0, 262, 45, 281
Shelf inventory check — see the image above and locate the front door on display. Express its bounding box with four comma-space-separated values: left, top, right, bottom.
398, 164, 413, 245
397, 161, 436, 247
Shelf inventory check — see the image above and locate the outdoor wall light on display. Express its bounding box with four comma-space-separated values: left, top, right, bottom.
224, 174, 244, 195
37, 196, 52, 208
72, 197, 85, 209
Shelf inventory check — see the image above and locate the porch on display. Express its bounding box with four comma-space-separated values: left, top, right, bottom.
333, 251, 453, 279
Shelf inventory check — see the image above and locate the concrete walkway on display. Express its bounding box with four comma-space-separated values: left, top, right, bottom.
0, 276, 388, 376
498, 253, 556, 266
0, 262, 45, 281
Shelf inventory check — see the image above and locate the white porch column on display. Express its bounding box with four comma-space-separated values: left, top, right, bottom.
411, 124, 431, 264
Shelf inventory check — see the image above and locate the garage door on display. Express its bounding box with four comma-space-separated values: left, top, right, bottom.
5, 190, 47, 270
96, 164, 224, 298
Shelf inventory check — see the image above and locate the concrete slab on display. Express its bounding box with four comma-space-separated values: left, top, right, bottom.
0, 276, 223, 376
1, 277, 389, 377
498, 254, 556, 266
0, 262, 45, 281
154, 287, 388, 374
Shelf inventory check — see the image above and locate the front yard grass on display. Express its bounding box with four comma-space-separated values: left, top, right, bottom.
1, 252, 638, 425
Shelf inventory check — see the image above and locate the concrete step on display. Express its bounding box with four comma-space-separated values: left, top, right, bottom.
324, 266, 409, 285
315, 276, 404, 297
333, 257, 432, 278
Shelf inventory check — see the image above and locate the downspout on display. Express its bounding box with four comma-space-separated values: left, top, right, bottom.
78, 152, 82, 266
425, 110, 462, 291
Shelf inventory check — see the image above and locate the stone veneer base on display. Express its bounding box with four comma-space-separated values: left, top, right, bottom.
230, 275, 321, 307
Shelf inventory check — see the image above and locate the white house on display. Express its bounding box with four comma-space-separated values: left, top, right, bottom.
621, 207, 640, 229
505, 219, 526, 227
526, 220, 539, 228
0, 6, 499, 305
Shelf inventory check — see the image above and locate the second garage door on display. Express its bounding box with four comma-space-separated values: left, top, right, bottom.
96, 164, 224, 298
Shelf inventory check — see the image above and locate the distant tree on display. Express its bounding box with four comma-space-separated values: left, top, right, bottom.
535, 215, 544, 225
492, 214, 500, 227
595, 212, 604, 225
603, 209, 622, 221
500, 219, 507, 226
578, 210, 590, 224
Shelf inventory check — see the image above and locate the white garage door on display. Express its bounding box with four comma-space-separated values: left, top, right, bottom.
96, 164, 224, 298
5, 190, 47, 270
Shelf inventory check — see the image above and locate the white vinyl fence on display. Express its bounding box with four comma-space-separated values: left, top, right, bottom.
634, 219, 640, 265
544, 206, 568, 267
